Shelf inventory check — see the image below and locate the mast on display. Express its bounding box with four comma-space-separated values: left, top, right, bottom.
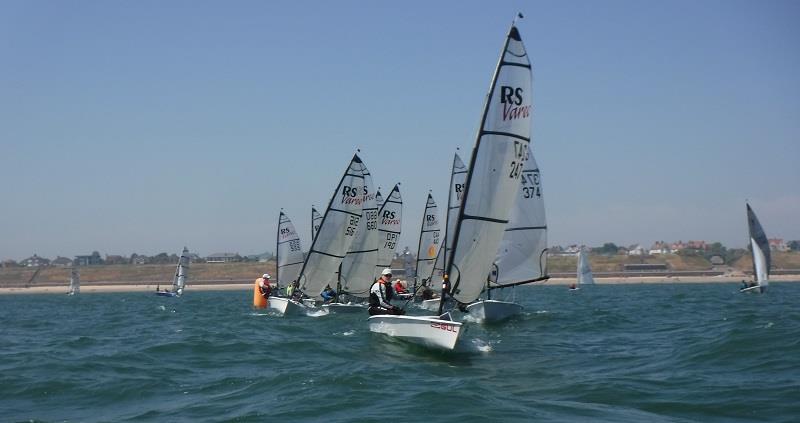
444, 21, 533, 311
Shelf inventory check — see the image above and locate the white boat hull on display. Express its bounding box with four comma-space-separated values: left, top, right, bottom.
267, 297, 307, 315
368, 315, 463, 350
740, 285, 766, 294
322, 303, 365, 313
419, 299, 440, 311
465, 300, 523, 323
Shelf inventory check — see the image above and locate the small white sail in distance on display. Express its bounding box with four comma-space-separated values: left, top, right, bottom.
416, 192, 441, 285
577, 247, 595, 285
172, 247, 190, 295
747, 203, 770, 288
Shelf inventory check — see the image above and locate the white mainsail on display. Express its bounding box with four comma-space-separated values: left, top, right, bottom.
493, 147, 547, 287
376, 184, 402, 276
297, 154, 366, 299
340, 166, 379, 298
577, 248, 594, 285
68, 268, 80, 295
172, 247, 190, 295
415, 193, 441, 285
432, 153, 468, 279
447, 24, 533, 305
277, 211, 304, 289
311, 206, 322, 242
747, 203, 770, 287
375, 190, 384, 211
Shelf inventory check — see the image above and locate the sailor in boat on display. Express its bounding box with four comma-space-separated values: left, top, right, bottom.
253, 273, 272, 308
368, 269, 405, 316
569, 283, 578, 290
393, 279, 407, 295
321, 284, 337, 304
259, 274, 272, 298
420, 281, 435, 300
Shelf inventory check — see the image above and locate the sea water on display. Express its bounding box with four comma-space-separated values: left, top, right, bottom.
1, 283, 799, 422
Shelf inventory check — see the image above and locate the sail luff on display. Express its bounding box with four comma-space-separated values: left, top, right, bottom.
446, 25, 533, 304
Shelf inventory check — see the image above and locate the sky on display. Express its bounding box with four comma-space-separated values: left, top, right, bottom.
1, 0, 799, 261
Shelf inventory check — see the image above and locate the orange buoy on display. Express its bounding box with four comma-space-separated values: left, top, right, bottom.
253, 278, 267, 309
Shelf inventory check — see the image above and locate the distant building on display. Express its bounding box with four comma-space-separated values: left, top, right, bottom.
768, 238, 788, 252
131, 255, 148, 265
206, 253, 240, 263
649, 241, 672, 255
710, 256, 725, 266
20, 254, 50, 267
104, 255, 127, 265
74, 252, 103, 266
627, 245, 646, 256
1, 260, 19, 268
51, 256, 73, 267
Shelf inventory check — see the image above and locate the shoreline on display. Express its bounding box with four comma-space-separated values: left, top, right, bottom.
1, 275, 798, 294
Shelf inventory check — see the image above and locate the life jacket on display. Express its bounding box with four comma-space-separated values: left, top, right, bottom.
369, 279, 388, 307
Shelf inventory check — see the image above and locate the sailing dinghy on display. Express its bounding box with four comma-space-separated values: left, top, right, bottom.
297, 154, 366, 308
414, 192, 441, 295
741, 203, 770, 294
420, 152, 467, 312
577, 247, 594, 286
268, 211, 307, 315
324, 162, 378, 313
67, 267, 80, 295
156, 247, 190, 297
467, 146, 547, 322
369, 20, 532, 349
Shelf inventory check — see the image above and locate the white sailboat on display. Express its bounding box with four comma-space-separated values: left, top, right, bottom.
157, 247, 190, 297
370, 20, 532, 350
269, 211, 307, 315
468, 147, 547, 322
741, 203, 770, 294
375, 184, 402, 277
414, 192, 440, 294
577, 247, 595, 286
311, 206, 322, 242
421, 152, 468, 312
297, 154, 366, 303
325, 163, 378, 313
67, 267, 80, 295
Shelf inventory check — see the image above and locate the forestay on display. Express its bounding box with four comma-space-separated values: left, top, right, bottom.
376, 184, 402, 277
432, 153, 467, 280
448, 25, 533, 304
747, 203, 770, 286
415, 193, 441, 284
493, 148, 547, 286
298, 154, 366, 299
277, 211, 304, 288
339, 164, 378, 298
172, 246, 190, 294
577, 248, 594, 285
311, 207, 322, 242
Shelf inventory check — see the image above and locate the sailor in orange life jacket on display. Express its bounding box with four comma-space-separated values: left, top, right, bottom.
368, 268, 404, 315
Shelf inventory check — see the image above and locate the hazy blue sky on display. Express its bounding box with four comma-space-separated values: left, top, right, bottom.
2, 0, 798, 261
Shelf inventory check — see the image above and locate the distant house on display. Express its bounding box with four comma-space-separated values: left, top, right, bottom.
768, 238, 788, 252
51, 256, 73, 267
627, 245, 646, 256
131, 255, 148, 265
1, 260, 19, 268
649, 241, 672, 255
20, 254, 50, 267
710, 256, 725, 266
206, 253, 240, 263
74, 252, 103, 266
104, 255, 127, 265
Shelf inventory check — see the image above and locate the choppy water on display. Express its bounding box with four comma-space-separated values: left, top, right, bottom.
1, 283, 799, 422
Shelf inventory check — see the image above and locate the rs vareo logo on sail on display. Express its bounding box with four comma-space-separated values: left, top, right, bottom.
500, 85, 530, 121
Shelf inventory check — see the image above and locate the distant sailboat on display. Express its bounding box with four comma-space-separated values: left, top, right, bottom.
157, 247, 189, 297
67, 267, 80, 295
414, 192, 440, 295
469, 147, 547, 322
577, 247, 595, 286
421, 152, 467, 312
369, 20, 532, 349
741, 203, 770, 294
297, 154, 366, 302
268, 211, 306, 315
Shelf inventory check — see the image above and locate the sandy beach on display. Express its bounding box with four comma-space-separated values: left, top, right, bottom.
2, 274, 797, 295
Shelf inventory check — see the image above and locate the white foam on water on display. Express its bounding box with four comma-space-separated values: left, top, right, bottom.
306, 308, 330, 317
461, 314, 482, 324
470, 338, 493, 353
158, 305, 166, 311
342, 330, 355, 336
